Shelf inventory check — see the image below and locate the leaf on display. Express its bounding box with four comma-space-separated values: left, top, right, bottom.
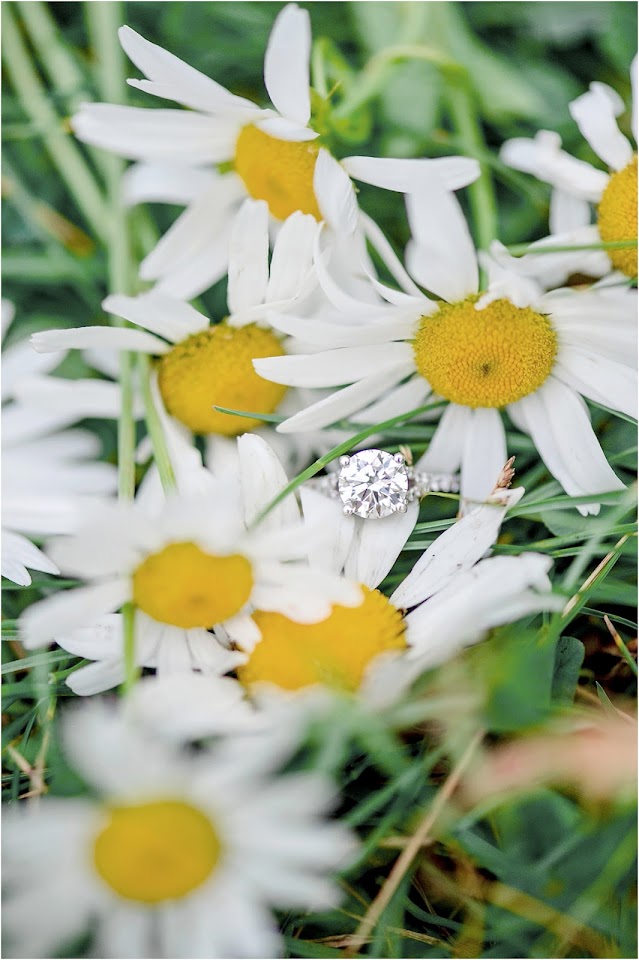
551, 637, 585, 704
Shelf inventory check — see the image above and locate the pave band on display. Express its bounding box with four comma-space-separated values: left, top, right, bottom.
307, 448, 460, 520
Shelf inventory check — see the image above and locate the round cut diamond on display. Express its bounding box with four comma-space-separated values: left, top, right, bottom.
337, 449, 409, 520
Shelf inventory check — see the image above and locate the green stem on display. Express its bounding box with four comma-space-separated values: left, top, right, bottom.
446, 80, 498, 255
507, 239, 638, 256
87, 1, 140, 692
253, 399, 447, 526
121, 603, 140, 694
138, 355, 177, 493
2, 4, 110, 242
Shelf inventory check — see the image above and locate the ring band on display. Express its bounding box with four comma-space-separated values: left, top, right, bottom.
307, 448, 460, 520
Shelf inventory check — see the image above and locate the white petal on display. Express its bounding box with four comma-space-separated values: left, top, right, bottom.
570, 82, 633, 172
255, 343, 413, 388
415, 403, 469, 474
477, 252, 542, 310
549, 187, 592, 233
1, 530, 58, 586
461, 408, 508, 509
255, 115, 319, 141
264, 3, 311, 125
119, 25, 258, 114
555, 347, 638, 420
350, 500, 419, 589
31, 326, 168, 355
500, 131, 608, 200
139, 178, 243, 295
12, 375, 134, 424
299, 486, 355, 575
1, 341, 64, 401
314, 150, 358, 234
103, 292, 208, 342
406, 183, 478, 299
237, 433, 299, 530
343, 155, 480, 192
359, 211, 425, 298
354, 375, 430, 424
20, 579, 129, 648
122, 162, 218, 206
227, 199, 270, 314
510, 378, 625, 515
66, 659, 127, 696
275, 361, 413, 433
266, 211, 317, 304
267, 310, 416, 348
390, 487, 522, 609
73, 102, 239, 164
632, 55, 638, 141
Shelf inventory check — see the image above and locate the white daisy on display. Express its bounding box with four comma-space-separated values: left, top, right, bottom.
72, 2, 479, 299
22, 433, 361, 695
501, 57, 637, 281
2, 301, 119, 586
31, 199, 323, 466
236, 481, 560, 702
2, 699, 355, 960
255, 178, 636, 515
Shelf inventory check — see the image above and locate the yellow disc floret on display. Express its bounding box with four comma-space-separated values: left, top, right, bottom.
597, 153, 637, 277
94, 800, 221, 903
237, 586, 406, 693
235, 124, 322, 221
413, 296, 558, 409
132, 541, 253, 629
157, 323, 287, 435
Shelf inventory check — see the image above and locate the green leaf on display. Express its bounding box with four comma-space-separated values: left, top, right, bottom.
477, 626, 557, 731
551, 636, 585, 704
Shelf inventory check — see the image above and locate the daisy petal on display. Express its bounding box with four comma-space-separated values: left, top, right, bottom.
406, 182, 479, 300
20, 579, 129, 649
227, 200, 270, 315
119, 26, 257, 114
570, 82, 633, 172
254, 343, 413, 388
554, 348, 638, 421
1, 531, 59, 586
350, 500, 419, 589
390, 488, 522, 609
266, 211, 317, 304
122, 162, 217, 206
342, 155, 480, 192
264, 3, 311, 125
500, 131, 608, 200
31, 326, 168, 356
461, 408, 508, 508
103, 292, 208, 342
354, 376, 431, 425
510, 377, 625, 515
415, 403, 469, 474
314, 150, 359, 234
73, 103, 239, 164
238, 433, 300, 530
299, 487, 355, 576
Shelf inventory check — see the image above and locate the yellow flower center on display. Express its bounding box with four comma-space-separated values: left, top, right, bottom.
235, 124, 322, 221
412, 296, 558, 409
157, 322, 287, 435
132, 541, 253, 629
237, 586, 406, 693
596, 153, 637, 277
93, 800, 221, 903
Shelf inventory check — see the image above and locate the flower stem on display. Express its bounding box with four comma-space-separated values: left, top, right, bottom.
138, 355, 177, 493
446, 80, 498, 255
86, 0, 140, 691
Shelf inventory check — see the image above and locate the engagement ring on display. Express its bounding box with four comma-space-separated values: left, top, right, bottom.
308, 448, 460, 520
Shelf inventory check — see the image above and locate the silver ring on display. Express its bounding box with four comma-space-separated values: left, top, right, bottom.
307, 448, 459, 520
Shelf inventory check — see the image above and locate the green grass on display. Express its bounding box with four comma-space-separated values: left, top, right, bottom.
1, 3, 637, 958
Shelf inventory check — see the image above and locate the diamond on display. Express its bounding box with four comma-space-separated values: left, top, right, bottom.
337, 449, 409, 520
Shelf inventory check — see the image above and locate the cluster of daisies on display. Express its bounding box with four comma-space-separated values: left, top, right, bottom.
3, 5, 637, 958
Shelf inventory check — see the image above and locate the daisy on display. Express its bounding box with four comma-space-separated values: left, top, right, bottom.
255, 178, 636, 515
2, 699, 355, 960
31, 199, 323, 466
72, 3, 479, 299
234, 480, 559, 702
2, 301, 119, 585
21, 433, 361, 695
500, 58, 637, 280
